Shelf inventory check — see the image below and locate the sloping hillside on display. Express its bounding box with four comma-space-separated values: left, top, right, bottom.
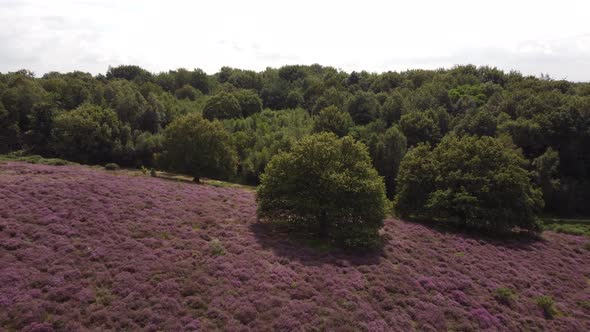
0, 162, 588, 331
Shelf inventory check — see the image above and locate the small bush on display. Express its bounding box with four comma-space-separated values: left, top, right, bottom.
209, 239, 225, 256
536, 295, 558, 319
104, 163, 120, 171
494, 287, 516, 305
578, 300, 590, 310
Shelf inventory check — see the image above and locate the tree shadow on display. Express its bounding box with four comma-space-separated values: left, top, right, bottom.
249, 222, 386, 267
397, 217, 545, 250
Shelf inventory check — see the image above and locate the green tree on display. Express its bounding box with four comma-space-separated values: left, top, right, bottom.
394, 135, 543, 233
174, 84, 200, 101
285, 90, 304, 108
532, 147, 561, 212
24, 102, 55, 155
51, 104, 131, 164
313, 106, 354, 137
233, 89, 262, 117
0, 101, 20, 153
257, 133, 388, 247
399, 111, 440, 146
106, 65, 152, 83
202, 92, 242, 120
372, 126, 407, 198
381, 92, 405, 125
454, 109, 498, 137
346, 91, 380, 125
159, 113, 237, 182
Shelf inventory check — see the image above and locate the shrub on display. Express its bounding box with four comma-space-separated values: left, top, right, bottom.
104, 163, 120, 170
257, 132, 388, 248
394, 134, 544, 233
158, 113, 237, 182
536, 295, 558, 319
209, 239, 225, 256
494, 287, 516, 306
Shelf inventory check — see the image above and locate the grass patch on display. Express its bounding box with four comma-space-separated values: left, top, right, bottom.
153, 170, 255, 191
541, 217, 590, 237
0, 152, 77, 166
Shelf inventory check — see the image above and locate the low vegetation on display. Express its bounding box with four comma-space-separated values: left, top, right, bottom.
1, 162, 588, 331
541, 217, 590, 237
104, 163, 120, 171
536, 295, 559, 319
1, 64, 590, 329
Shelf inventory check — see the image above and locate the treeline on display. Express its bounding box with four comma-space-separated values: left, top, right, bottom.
0, 64, 589, 215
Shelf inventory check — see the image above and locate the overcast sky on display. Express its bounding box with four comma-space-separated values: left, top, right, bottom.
1, 0, 589, 81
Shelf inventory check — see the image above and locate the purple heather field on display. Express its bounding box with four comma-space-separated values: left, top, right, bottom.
0, 161, 589, 331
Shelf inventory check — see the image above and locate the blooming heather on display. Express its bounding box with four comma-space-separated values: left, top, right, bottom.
0, 162, 588, 331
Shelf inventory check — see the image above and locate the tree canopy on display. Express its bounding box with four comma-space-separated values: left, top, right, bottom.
0, 64, 588, 216
257, 133, 388, 247
159, 113, 237, 181
394, 135, 544, 233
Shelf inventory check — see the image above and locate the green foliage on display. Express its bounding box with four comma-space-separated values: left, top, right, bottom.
533, 148, 561, 211
541, 218, 590, 237
159, 113, 237, 181
381, 92, 405, 125
285, 90, 304, 108
313, 106, 354, 137
133, 131, 164, 167
536, 295, 558, 319
209, 238, 225, 256
202, 92, 242, 120
494, 287, 517, 306
233, 89, 262, 117
257, 133, 388, 248
104, 163, 120, 171
0, 152, 75, 166
24, 102, 55, 154
174, 84, 200, 101
370, 126, 407, 198
399, 111, 440, 146
346, 91, 380, 125
225, 109, 313, 183
51, 104, 131, 164
106, 65, 152, 83
1, 64, 589, 217
454, 109, 497, 137
394, 135, 543, 233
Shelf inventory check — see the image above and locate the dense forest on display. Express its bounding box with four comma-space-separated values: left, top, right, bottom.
1, 64, 589, 216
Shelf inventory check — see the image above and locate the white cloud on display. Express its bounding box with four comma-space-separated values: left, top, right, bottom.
0, 0, 589, 80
